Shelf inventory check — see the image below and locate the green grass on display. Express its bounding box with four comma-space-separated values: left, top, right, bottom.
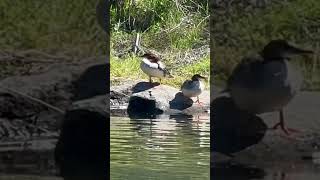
0, 0, 105, 78
0, 0, 104, 57
110, 55, 210, 89
110, 0, 210, 88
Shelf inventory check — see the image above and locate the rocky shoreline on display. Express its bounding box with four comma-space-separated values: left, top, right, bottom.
110, 80, 210, 118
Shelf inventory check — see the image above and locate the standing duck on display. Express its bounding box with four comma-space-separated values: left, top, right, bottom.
223, 40, 313, 135
181, 74, 207, 104
140, 52, 173, 83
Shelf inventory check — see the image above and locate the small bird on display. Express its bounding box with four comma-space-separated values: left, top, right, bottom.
223, 40, 313, 135
140, 52, 173, 83
181, 74, 207, 105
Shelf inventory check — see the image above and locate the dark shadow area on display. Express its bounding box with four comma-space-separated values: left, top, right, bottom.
169, 92, 193, 110
54, 109, 108, 180
96, 0, 108, 32
132, 82, 160, 93
211, 96, 267, 156
127, 96, 163, 119
211, 161, 266, 180
72, 64, 109, 101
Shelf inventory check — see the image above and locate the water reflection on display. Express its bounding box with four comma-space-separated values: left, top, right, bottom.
110, 114, 210, 180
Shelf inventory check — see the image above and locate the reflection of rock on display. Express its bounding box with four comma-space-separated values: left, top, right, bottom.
127, 82, 210, 118
55, 109, 108, 180
211, 96, 267, 157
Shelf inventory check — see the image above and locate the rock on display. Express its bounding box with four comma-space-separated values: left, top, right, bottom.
72, 64, 109, 101
127, 82, 209, 118
70, 95, 108, 116
0, 60, 107, 118
211, 96, 267, 157
55, 109, 108, 179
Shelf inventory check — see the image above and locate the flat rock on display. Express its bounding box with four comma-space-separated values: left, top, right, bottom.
127, 82, 209, 118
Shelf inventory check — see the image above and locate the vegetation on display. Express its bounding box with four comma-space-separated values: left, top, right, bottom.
110, 0, 210, 88
212, 0, 320, 90
0, 0, 105, 78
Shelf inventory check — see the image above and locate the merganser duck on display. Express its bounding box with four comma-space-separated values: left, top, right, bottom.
181, 74, 207, 104
140, 52, 173, 83
223, 40, 313, 135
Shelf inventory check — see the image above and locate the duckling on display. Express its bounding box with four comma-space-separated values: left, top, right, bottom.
181, 74, 207, 104
140, 52, 173, 83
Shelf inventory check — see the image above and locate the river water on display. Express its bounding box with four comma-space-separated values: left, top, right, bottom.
110, 114, 210, 180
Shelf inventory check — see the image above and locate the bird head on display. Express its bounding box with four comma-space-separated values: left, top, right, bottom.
261, 40, 313, 60
191, 74, 207, 81
141, 53, 160, 63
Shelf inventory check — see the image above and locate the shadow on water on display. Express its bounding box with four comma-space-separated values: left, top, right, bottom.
169, 92, 193, 110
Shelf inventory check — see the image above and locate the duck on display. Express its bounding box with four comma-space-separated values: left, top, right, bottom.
223, 39, 313, 135
181, 74, 207, 104
140, 52, 173, 83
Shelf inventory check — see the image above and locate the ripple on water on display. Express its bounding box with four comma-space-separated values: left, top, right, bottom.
110, 115, 210, 180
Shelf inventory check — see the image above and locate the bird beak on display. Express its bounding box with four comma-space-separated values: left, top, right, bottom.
200, 76, 208, 81
288, 44, 313, 54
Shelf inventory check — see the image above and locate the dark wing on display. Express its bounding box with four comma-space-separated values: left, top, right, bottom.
157, 61, 173, 77
224, 55, 264, 92
181, 80, 193, 90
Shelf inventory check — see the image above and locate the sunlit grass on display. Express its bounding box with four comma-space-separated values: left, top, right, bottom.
110, 55, 210, 89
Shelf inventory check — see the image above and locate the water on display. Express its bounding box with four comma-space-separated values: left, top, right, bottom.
110, 114, 210, 180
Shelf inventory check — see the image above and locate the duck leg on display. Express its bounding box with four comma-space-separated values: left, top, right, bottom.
194, 96, 204, 106
271, 109, 300, 135
149, 76, 152, 83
